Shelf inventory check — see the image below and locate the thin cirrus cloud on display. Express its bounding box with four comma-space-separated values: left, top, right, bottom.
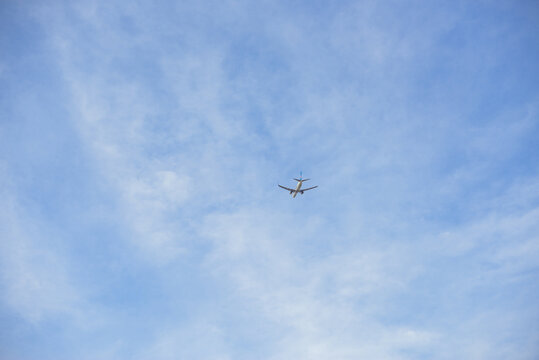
1, 0, 538, 359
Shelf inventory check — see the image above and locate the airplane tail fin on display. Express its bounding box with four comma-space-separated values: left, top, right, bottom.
294, 171, 308, 182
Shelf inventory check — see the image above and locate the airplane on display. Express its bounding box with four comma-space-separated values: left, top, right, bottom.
278, 172, 318, 198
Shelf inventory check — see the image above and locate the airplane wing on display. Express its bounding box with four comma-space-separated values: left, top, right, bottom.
278, 184, 295, 192
300, 186, 318, 192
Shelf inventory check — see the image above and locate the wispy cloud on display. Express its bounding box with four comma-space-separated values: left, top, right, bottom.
0, 183, 99, 328
1, 0, 538, 359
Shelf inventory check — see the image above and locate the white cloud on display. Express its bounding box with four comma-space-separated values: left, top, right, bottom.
200, 208, 437, 358
0, 186, 96, 327
137, 321, 232, 360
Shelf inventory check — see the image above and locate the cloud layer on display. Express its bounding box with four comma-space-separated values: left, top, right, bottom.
1, 1, 538, 359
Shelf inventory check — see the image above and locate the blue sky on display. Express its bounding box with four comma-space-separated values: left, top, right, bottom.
1, 1, 538, 359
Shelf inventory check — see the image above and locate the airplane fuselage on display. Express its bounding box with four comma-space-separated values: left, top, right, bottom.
292, 180, 304, 198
